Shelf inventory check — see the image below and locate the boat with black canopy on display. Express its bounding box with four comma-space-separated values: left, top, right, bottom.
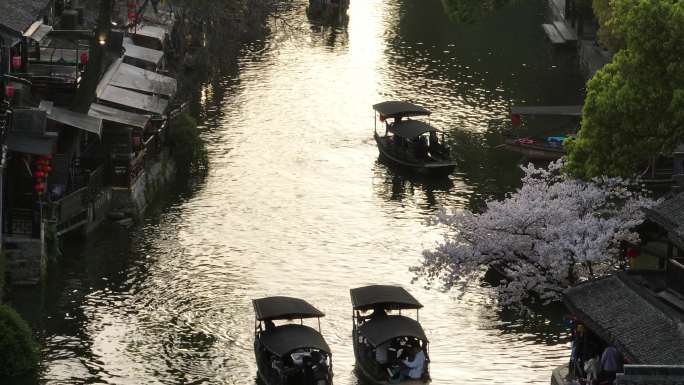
373, 101, 456, 176
253, 296, 333, 385
350, 285, 430, 384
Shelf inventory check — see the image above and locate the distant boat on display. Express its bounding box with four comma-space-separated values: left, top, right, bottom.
503, 136, 567, 161
253, 296, 333, 385
373, 101, 456, 176
350, 285, 431, 384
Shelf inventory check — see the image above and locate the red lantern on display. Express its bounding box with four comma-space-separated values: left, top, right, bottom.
34, 183, 45, 193
44, 155, 53, 160
626, 248, 639, 259
80, 52, 89, 65
45, 165, 52, 173
510, 113, 522, 127
34, 171, 46, 178
11, 56, 21, 70
4, 85, 14, 98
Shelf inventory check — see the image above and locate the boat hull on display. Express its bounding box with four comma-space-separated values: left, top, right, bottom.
374, 133, 456, 176
503, 139, 565, 161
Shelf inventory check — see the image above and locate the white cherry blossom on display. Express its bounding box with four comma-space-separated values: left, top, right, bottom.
414, 160, 657, 306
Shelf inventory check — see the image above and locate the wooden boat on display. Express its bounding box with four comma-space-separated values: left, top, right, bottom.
350, 285, 431, 384
503, 137, 566, 161
253, 297, 333, 385
373, 101, 456, 176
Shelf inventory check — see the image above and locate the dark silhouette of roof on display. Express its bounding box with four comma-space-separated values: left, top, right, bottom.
0, 0, 50, 35
372, 101, 431, 118
358, 315, 428, 346
564, 273, 684, 365
389, 120, 438, 139
259, 324, 331, 357
350, 285, 423, 311
644, 193, 684, 249
253, 296, 324, 321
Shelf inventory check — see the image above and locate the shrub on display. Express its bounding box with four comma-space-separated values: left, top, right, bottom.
0, 305, 38, 376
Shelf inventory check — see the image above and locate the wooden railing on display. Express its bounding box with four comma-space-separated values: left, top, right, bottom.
52, 165, 106, 235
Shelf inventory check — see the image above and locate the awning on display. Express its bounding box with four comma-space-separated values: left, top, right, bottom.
350, 285, 423, 311
259, 324, 331, 357
88, 103, 150, 129
133, 25, 167, 43
39, 101, 103, 136
97, 84, 168, 115
253, 296, 325, 321
373, 101, 431, 118
6, 131, 57, 155
358, 315, 428, 347
123, 38, 164, 67
100, 59, 176, 97
389, 120, 438, 139
23, 20, 52, 42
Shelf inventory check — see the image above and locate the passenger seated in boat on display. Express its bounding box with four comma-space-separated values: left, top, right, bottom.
397, 345, 426, 381
429, 131, 446, 157
414, 136, 429, 159
358, 307, 388, 324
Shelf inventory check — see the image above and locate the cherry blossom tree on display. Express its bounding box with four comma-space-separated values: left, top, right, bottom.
414, 160, 657, 306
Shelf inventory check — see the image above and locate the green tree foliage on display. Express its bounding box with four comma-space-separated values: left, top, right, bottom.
441, 0, 513, 23
592, 0, 624, 51
0, 305, 38, 376
566, 0, 684, 179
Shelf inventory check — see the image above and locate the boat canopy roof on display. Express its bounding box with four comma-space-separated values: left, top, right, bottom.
88, 103, 151, 129
373, 101, 431, 118
358, 315, 428, 347
389, 120, 438, 139
260, 324, 331, 357
253, 296, 325, 321
350, 285, 423, 311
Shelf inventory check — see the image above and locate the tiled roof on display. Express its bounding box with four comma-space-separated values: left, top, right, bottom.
564, 273, 684, 365
645, 192, 684, 249
0, 0, 50, 35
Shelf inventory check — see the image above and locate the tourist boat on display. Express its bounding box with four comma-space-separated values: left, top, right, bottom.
503, 136, 568, 161
253, 296, 333, 385
373, 101, 456, 176
350, 285, 431, 384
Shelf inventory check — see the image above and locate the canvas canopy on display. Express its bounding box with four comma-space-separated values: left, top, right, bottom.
39, 101, 102, 136
350, 285, 423, 311
6, 131, 56, 155
373, 101, 431, 118
97, 84, 168, 115
358, 315, 428, 347
253, 296, 325, 321
135, 25, 167, 41
389, 120, 438, 139
123, 39, 164, 67
88, 103, 150, 129
24, 20, 52, 42
259, 324, 331, 357
101, 59, 176, 97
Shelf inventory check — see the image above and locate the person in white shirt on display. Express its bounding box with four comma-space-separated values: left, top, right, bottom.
399, 346, 425, 380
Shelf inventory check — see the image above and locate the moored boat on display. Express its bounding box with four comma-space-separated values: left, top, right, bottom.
350, 285, 431, 384
503, 136, 568, 161
373, 101, 456, 176
253, 296, 333, 385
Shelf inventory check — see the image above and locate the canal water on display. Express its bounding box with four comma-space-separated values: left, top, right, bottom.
10, 0, 587, 384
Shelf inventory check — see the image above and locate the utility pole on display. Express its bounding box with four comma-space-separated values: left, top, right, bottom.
0, 33, 6, 256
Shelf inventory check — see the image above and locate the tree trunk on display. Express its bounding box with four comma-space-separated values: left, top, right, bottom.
72, 0, 113, 113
